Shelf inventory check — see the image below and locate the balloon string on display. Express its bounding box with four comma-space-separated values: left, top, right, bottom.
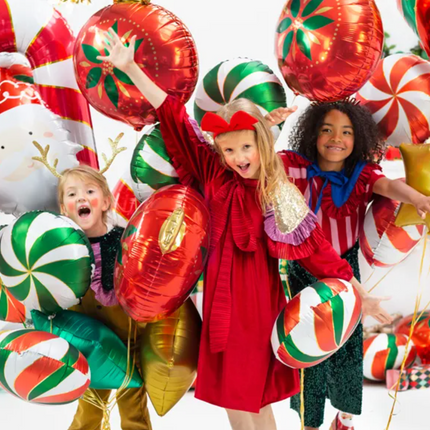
300, 368, 305, 430
367, 265, 396, 293
363, 269, 375, 285
386, 227, 427, 429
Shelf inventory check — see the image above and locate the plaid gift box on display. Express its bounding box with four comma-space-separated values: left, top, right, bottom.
386, 365, 430, 391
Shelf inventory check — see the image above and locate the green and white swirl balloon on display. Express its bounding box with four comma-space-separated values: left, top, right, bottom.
130, 123, 179, 203
0, 211, 94, 315
194, 58, 287, 136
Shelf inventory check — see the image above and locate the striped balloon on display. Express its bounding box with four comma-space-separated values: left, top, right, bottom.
363, 333, 417, 381
112, 167, 140, 226
272, 278, 362, 369
0, 211, 94, 315
0, 329, 90, 404
360, 195, 424, 268
0, 283, 26, 323
356, 54, 430, 146
194, 58, 286, 135
130, 123, 179, 203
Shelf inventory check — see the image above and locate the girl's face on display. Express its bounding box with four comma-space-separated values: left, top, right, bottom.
217, 130, 261, 179
61, 175, 110, 238
316, 109, 354, 171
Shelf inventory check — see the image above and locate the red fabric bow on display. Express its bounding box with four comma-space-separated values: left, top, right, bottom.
201, 111, 258, 139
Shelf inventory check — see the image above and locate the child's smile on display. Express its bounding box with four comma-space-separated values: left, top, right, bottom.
316, 109, 354, 171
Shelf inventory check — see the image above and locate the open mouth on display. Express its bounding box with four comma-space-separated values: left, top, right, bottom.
238, 163, 250, 172
78, 206, 91, 219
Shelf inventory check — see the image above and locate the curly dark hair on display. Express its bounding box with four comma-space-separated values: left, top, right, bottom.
289, 101, 386, 176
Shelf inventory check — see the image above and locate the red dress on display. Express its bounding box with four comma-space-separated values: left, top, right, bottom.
156, 97, 353, 413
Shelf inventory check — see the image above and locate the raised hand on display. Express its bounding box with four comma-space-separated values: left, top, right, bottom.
96, 28, 137, 74
265, 106, 298, 127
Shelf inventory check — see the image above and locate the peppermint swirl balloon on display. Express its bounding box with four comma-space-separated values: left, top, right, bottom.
0, 329, 90, 404
0, 283, 26, 323
130, 123, 179, 203
194, 58, 286, 136
363, 333, 417, 381
360, 195, 425, 268
357, 54, 430, 146
0, 212, 94, 315
272, 278, 362, 369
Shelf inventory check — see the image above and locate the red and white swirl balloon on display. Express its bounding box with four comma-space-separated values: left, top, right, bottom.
357, 54, 430, 146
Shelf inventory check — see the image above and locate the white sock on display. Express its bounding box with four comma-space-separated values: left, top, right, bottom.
338, 411, 355, 427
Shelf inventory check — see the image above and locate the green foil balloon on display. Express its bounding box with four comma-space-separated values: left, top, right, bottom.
31, 309, 143, 389
193, 58, 287, 135
130, 123, 179, 202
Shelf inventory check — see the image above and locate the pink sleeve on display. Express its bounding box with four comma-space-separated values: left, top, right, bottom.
156, 96, 226, 185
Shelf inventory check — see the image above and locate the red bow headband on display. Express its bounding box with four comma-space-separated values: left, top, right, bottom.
201, 111, 258, 139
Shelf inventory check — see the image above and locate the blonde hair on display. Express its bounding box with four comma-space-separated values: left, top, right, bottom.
213, 98, 288, 212
58, 165, 114, 223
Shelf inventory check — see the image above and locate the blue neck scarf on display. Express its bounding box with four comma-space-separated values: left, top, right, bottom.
306, 161, 366, 213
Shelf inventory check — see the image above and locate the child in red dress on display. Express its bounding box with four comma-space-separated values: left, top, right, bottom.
96, 30, 389, 430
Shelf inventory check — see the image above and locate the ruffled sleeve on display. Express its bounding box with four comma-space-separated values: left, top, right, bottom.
156, 95, 226, 185
319, 162, 385, 219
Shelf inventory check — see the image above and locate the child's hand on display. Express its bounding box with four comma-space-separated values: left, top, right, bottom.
412, 195, 430, 219
361, 294, 392, 324
265, 106, 298, 127
96, 28, 137, 74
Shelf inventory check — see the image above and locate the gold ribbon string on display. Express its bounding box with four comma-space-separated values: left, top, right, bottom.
300, 368, 305, 430
386, 227, 428, 429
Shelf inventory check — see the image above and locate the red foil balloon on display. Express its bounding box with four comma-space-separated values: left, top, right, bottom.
115, 185, 210, 322
74, 0, 199, 130
395, 311, 430, 364
275, 0, 384, 102
398, 0, 430, 58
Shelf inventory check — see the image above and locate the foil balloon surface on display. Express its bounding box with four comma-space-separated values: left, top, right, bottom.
115, 185, 210, 322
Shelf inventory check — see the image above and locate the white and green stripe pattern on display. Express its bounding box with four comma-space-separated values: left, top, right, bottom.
130, 123, 179, 203
0, 211, 94, 315
194, 58, 287, 133
272, 278, 362, 369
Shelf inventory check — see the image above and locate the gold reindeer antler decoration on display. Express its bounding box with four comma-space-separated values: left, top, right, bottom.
32, 141, 62, 178
99, 133, 127, 175
32, 133, 127, 178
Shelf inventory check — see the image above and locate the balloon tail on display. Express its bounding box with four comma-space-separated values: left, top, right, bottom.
300, 369, 305, 430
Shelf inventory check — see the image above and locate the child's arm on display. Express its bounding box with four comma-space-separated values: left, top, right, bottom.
97, 29, 225, 185
373, 177, 430, 219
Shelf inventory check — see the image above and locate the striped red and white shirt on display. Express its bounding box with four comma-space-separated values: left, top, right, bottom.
279, 151, 385, 256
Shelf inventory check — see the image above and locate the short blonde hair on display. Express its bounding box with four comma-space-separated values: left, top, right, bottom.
58, 165, 114, 223
213, 98, 288, 213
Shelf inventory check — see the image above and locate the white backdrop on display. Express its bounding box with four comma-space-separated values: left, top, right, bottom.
2, 0, 428, 320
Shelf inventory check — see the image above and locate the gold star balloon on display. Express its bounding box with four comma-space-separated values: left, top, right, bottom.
395, 143, 430, 229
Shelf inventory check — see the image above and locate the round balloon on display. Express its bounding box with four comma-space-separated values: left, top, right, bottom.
0, 74, 82, 215
272, 278, 362, 369
397, 0, 430, 59
360, 195, 425, 268
0, 212, 94, 315
0, 0, 97, 167
0, 329, 90, 404
275, 0, 383, 101
32, 310, 142, 390
140, 299, 201, 416
357, 54, 430, 146
395, 311, 430, 364
74, 1, 199, 130
363, 333, 417, 381
193, 58, 286, 137
130, 123, 179, 203
115, 185, 210, 323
